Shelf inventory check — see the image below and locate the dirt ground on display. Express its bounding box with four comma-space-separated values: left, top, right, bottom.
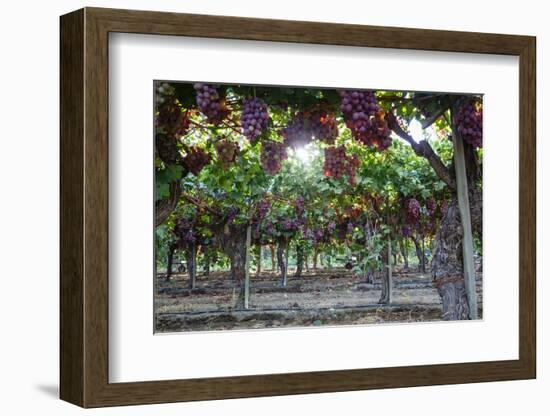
154, 267, 483, 333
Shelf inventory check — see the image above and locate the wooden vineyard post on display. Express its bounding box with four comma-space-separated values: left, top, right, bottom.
281, 242, 289, 287
452, 117, 478, 320
244, 222, 252, 309
387, 235, 393, 304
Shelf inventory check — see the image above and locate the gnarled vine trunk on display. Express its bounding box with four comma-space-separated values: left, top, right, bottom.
295, 243, 304, 277
400, 239, 409, 270
269, 245, 276, 271
277, 239, 288, 286
378, 238, 392, 304
255, 246, 262, 276
166, 243, 176, 281
186, 242, 197, 290
218, 225, 247, 309
155, 181, 182, 227
413, 235, 427, 273
432, 188, 482, 320
313, 246, 319, 270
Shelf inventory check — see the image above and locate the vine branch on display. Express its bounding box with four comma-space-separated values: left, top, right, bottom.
386, 112, 456, 189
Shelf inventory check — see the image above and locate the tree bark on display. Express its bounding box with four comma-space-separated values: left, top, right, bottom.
155, 181, 182, 227
431, 199, 470, 320
313, 246, 319, 270
378, 238, 393, 304
166, 244, 176, 281
204, 253, 210, 276
431, 122, 482, 320
413, 235, 426, 273
244, 224, 251, 309
218, 225, 247, 308
400, 239, 409, 270
186, 242, 197, 290
255, 245, 262, 276
295, 243, 304, 277
269, 245, 276, 271
277, 239, 288, 286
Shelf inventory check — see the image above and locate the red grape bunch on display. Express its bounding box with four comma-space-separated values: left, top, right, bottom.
426, 198, 437, 216
241, 97, 270, 144
314, 228, 324, 243
294, 196, 305, 218
183, 147, 211, 176
405, 198, 421, 224
281, 111, 338, 148
224, 206, 239, 224
279, 218, 300, 233
214, 139, 240, 168
260, 141, 288, 175
254, 198, 271, 222
454, 100, 483, 148
155, 133, 180, 165
193, 83, 229, 125
155, 83, 190, 138
174, 217, 196, 244
323, 146, 360, 185
339, 90, 392, 151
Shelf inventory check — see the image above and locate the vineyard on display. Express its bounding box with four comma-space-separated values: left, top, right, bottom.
154, 82, 483, 333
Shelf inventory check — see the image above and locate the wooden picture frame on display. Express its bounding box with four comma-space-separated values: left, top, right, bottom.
60, 7, 536, 408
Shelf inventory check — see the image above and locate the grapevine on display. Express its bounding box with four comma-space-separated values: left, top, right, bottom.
405, 198, 421, 224
323, 146, 360, 185
281, 111, 338, 148
183, 147, 211, 176
214, 139, 240, 168
193, 83, 229, 125
260, 141, 288, 175
241, 97, 270, 144
454, 99, 483, 148
339, 90, 392, 150
155, 133, 180, 165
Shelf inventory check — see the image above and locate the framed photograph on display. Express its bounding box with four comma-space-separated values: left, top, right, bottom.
60, 7, 536, 408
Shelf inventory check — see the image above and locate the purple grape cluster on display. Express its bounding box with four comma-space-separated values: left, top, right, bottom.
214, 139, 239, 168
327, 221, 336, 234
260, 141, 288, 175
285, 219, 299, 232
314, 228, 324, 243
401, 225, 412, 237
182, 147, 211, 176
263, 220, 275, 237
426, 198, 437, 216
405, 198, 421, 224
281, 111, 338, 148
241, 97, 270, 144
323, 146, 360, 185
174, 217, 196, 244
193, 83, 228, 125
302, 227, 314, 240
225, 206, 239, 224
155, 83, 189, 138
339, 90, 392, 150
278, 217, 300, 234
346, 222, 354, 235
155, 133, 180, 165
294, 196, 305, 218
254, 199, 271, 221
454, 100, 483, 148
